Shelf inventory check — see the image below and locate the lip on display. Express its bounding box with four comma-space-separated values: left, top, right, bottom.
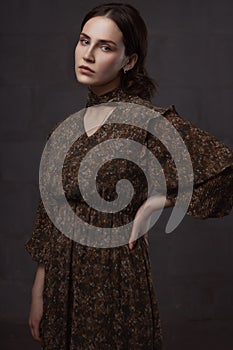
79, 65, 95, 73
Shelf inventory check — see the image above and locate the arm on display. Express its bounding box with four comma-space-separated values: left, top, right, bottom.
143, 194, 173, 213
146, 106, 233, 221
128, 195, 173, 249
32, 263, 45, 297
28, 263, 45, 343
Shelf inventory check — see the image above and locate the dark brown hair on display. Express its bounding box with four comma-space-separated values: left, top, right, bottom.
80, 2, 158, 101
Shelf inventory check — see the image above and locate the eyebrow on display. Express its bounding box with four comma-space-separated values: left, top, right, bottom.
80, 32, 118, 47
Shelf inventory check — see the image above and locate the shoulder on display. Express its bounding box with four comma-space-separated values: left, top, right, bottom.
131, 96, 202, 133
126, 95, 184, 127
126, 94, 179, 116
46, 110, 84, 141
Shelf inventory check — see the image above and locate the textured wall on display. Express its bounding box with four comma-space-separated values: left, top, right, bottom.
0, 1, 232, 349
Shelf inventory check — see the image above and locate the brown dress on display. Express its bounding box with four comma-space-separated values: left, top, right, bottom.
25, 86, 233, 350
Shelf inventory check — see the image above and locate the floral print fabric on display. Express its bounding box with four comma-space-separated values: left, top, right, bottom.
25, 86, 233, 349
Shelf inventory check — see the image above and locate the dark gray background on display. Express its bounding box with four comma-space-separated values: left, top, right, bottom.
0, 1, 232, 349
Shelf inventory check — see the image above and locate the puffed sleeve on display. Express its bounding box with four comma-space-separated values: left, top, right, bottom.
146, 104, 233, 219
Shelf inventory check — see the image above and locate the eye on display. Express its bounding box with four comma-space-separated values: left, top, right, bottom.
80, 38, 89, 45
102, 45, 111, 52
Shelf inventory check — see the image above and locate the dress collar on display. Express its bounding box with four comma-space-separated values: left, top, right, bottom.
85, 86, 134, 107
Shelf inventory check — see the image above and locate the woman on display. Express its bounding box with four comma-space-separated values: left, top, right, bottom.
25, 3, 233, 349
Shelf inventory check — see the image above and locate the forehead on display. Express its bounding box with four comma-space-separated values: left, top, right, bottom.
82, 16, 123, 43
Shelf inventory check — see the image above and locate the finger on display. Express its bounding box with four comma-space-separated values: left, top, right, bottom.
31, 325, 37, 341
145, 237, 148, 245
128, 241, 135, 250
29, 321, 34, 338
34, 323, 42, 342
128, 232, 138, 250
143, 233, 149, 246
31, 322, 42, 342
128, 223, 139, 248
129, 229, 137, 244
128, 233, 138, 250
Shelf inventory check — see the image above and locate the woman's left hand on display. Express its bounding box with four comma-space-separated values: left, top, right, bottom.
128, 195, 171, 250
128, 201, 151, 250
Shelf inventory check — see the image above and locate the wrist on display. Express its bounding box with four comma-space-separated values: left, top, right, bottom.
144, 195, 165, 213
32, 282, 44, 298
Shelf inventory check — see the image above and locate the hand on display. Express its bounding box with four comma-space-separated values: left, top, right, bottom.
128, 202, 151, 250
128, 195, 171, 250
28, 293, 43, 343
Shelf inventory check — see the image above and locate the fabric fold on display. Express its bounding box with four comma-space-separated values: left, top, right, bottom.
146, 104, 233, 219
25, 196, 53, 266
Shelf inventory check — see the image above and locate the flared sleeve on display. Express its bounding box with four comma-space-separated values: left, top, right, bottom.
24, 124, 60, 266
24, 196, 54, 266
146, 104, 233, 219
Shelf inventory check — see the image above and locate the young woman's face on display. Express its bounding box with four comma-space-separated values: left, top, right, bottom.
75, 16, 129, 95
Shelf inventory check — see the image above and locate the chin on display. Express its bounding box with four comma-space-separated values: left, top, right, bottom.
76, 76, 93, 85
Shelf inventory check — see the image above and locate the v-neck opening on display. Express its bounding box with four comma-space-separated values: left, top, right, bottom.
83, 105, 117, 138
84, 124, 104, 138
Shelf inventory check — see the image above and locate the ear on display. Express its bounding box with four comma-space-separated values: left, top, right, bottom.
123, 53, 138, 71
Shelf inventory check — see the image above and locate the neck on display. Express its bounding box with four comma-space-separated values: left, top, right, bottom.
87, 78, 122, 97
85, 84, 126, 108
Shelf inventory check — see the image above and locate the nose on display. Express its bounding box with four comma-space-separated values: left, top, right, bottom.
83, 45, 95, 62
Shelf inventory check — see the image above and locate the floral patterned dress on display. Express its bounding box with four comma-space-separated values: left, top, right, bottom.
25, 86, 233, 350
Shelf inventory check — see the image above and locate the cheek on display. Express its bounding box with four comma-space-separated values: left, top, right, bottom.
74, 44, 82, 61
98, 54, 123, 72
